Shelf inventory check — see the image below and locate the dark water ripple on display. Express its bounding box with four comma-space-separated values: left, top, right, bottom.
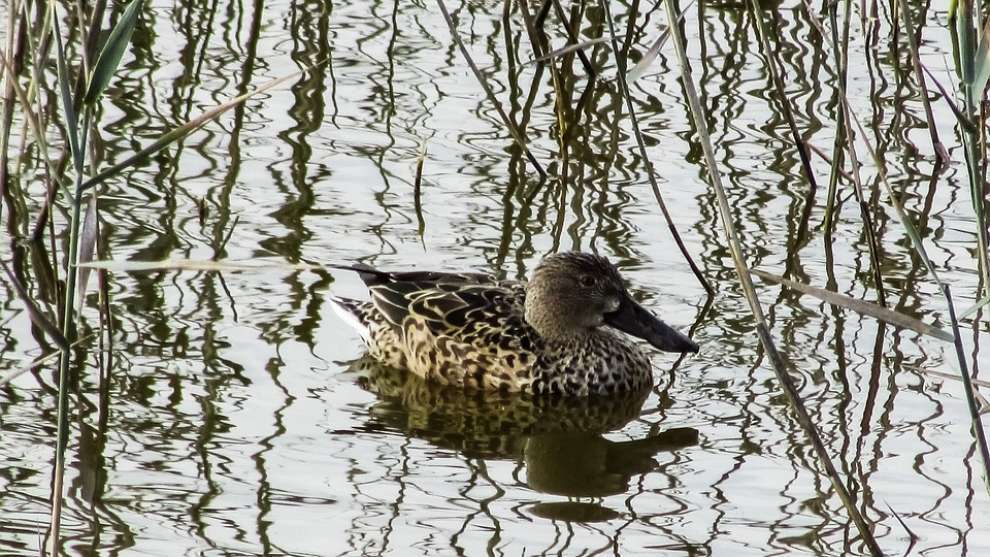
1, 0, 989, 555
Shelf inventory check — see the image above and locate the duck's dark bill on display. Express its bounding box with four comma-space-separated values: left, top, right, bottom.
604, 298, 699, 353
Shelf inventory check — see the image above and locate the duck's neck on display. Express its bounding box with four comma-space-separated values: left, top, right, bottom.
524, 294, 592, 345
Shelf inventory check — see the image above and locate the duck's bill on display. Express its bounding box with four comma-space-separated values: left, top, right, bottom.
604, 298, 699, 353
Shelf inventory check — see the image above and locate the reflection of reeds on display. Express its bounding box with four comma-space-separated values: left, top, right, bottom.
660, 0, 881, 553
602, 0, 712, 296
1, 0, 318, 551
2, 0, 989, 553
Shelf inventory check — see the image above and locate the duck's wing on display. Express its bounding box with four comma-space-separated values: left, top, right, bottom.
331, 262, 515, 330
375, 281, 535, 390
333, 262, 496, 289
370, 280, 522, 335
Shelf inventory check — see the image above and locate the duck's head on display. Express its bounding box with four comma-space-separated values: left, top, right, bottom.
524, 252, 699, 353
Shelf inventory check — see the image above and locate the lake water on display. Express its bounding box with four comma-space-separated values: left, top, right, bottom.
1, 0, 988, 555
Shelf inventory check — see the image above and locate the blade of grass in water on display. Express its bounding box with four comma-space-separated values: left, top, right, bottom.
973, 17, 990, 99
82, 0, 144, 105
435, 0, 546, 180
527, 37, 609, 65
954, 0, 990, 293
0, 335, 94, 388
0, 260, 69, 351
752, 269, 953, 342
624, 0, 695, 83
659, 0, 883, 553
920, 64, 975, 132
52, 13, 81, 172
961, 296, 990, 318
601, 0, 713, 298
49, 5, 93, 551
923, 369, 990, 389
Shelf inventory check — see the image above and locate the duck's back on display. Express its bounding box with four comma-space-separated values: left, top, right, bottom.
331, 267, 544, 391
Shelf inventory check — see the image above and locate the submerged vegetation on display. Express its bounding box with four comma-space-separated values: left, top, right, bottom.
1, 0, 989, 554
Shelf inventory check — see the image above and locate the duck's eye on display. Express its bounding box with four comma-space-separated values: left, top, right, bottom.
579, 275, 597, 288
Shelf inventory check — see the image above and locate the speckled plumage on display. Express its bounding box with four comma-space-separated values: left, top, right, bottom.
329, 252, 698, 396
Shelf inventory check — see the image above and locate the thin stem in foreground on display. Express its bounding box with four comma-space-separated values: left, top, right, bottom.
660, 0, 883, 554
600, 0, 713, 298
435, 0, 547, 180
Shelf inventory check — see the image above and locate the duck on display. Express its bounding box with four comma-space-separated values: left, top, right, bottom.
328, 252, 699, 396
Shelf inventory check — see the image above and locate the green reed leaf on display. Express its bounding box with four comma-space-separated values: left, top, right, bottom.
83, 0, 144, 106
52, 13, 81, 171
972, 16, 990, 104
956, 0, 976, 87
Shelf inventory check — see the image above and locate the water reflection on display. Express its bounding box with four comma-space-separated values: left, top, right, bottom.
524, 428, 698, 498
351, 355, 698, 502
2, 0, 989, 554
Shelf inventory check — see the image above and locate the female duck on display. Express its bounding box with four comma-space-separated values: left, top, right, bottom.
329, 252, 698, 396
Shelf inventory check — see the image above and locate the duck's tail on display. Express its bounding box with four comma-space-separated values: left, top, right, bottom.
328, 294, 373, 344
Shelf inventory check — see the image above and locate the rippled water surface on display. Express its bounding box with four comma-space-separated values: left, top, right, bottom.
2, 0, 990, 555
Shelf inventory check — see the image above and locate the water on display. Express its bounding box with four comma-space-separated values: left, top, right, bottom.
1, 0, 989, 554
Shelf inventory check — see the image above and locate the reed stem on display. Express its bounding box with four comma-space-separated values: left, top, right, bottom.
661, 0, 882, 553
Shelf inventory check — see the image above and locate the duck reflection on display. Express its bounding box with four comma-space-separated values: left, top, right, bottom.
349, 356, 699, 512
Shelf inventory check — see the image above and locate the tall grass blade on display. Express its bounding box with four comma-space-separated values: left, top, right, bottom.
0, 48, 59, 180
954, 1, 990, 292
957, 0, 976, 87
82, 0, 144, 106
944, 285, 990, 493
970, 12, 990, 104
921, 64, 975, 131
434, 0, 546, 180
601, 0, 713, 297
52, 12, 81, 171
661, 0, 882, 553
752, 269, 953, 342
624, 1, 693, 82
625, 32, 666, 82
